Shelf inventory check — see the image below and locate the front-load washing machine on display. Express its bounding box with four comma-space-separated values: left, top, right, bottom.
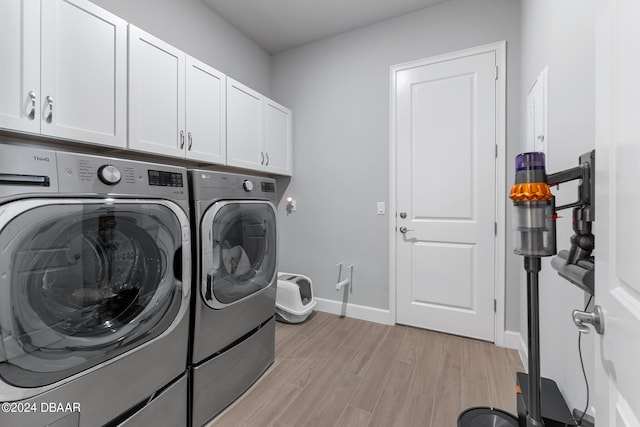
0, 143, 191, 427
188, 170, 277, 427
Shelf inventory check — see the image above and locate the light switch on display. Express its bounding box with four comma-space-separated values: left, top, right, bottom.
377, 202, 385, 215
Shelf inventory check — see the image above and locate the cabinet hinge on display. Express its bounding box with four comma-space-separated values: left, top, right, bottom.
494, 65, 499, 80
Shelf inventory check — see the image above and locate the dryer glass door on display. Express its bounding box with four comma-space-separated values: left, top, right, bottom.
0, 199, 189, 388
202, 201, 277, 308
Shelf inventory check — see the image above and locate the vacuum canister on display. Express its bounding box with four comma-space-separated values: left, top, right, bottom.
510, 152, 556, 257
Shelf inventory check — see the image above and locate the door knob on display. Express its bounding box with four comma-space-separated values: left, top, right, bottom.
572, 305, 604, 334
399, 226, 413, 234
399, 211, 407, 219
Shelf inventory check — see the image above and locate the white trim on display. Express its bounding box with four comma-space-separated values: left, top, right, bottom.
388, 58, 398, 329
389, 41, 507, 344
314, 297, 393, 325
494, 41, 507, 346
503, 330, 528, 372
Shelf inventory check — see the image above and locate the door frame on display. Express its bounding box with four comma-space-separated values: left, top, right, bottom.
388, 41, 507, 345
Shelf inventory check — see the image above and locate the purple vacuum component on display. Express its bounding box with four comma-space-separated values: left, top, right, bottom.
516, 152, 546, 172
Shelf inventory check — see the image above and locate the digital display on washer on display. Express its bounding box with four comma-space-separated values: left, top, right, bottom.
148, 170, 184, 187
261, 181, 275, 193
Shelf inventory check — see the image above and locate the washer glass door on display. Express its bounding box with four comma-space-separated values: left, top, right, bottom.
202, 201, 277, 308
0, 199, 188, 388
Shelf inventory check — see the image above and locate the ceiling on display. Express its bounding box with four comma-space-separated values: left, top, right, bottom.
201, 0, 449, 54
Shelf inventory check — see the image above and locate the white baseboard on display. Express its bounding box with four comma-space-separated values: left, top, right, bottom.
314, 297, 393, 325
504, 330, 528, 372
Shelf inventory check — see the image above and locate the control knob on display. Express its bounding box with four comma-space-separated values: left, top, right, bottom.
242, 180, 254, 192
97, 164, 122, 185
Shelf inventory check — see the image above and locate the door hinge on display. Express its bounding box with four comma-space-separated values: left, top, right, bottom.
494, 299, 497, 313
494, 222, 497, 236
494, 65, 499, 80
495, 144, 498, 158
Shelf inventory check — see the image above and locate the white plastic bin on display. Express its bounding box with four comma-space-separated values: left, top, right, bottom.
276, 272, 316, 323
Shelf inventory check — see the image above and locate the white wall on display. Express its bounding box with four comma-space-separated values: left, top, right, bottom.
272, 0, 522, 321
91, 0, 272, 95
520, 0, 596, 416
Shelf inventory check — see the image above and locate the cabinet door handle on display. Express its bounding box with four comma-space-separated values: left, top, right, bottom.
179, 130, 185, 149
265, 152, 270, 166
260, 151, 265, 165
188, 132, 193, 150
46, 96, 53, 123
27, 91, 36, 120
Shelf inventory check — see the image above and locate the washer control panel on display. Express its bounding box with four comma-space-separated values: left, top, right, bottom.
97, 164, 122, 185
242, 180, 254, 192
54, 151, 188, 199
148, 170, 184, 187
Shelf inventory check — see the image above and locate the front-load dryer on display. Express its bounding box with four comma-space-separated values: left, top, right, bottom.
188, 170, 277, 427
0, 144, 191, 427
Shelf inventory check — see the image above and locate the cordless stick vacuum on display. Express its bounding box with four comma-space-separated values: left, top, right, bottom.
510, 152, 557, 427
458, 151, 595, 427
510, 151, 595, 427
457, 152, 555, 427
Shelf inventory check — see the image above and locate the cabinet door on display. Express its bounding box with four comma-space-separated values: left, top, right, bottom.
226, 78, 263, 170
263, 98, 292, 176
129, 25, 186, 157
185, 56, 226, 164
41, 0, 127, 147
0, 0, 40, 133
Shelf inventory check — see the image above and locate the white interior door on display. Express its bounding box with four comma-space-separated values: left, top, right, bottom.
394, 47, 499, 341
593, 0, 640, 424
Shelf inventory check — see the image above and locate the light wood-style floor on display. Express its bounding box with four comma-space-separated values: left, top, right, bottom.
207, 312, 523, 427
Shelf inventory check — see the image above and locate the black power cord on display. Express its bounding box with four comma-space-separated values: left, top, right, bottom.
565, 295, 594, 427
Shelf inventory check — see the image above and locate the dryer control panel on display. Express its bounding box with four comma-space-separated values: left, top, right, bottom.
189, 170, 276, 203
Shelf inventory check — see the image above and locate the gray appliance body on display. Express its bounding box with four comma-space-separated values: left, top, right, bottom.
0, 144, 191, 427
188, 170, 277, 427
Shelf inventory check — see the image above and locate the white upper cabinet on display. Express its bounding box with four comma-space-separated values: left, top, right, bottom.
0, 0, 40, 134
41, 0, 127, 147
226, 78, 263, 170
263, 98, 292, 176
129, 26, 226, 164
1, 2, 289, 173
227, 78, 292, 176
185, 56, 226, 164
0, 0, 127, 148
128, 25, 186, 158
